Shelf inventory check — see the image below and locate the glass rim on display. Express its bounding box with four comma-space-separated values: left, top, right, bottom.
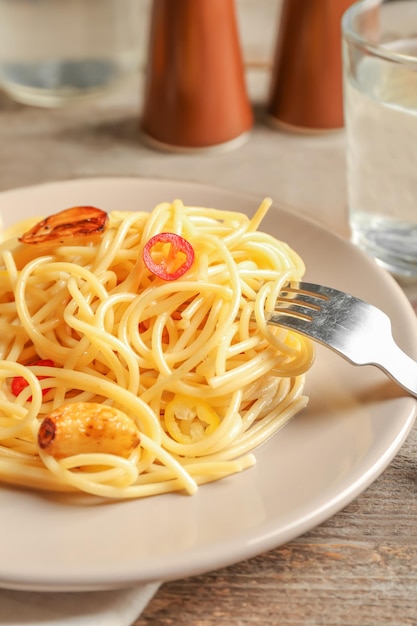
342, 0, 417, 66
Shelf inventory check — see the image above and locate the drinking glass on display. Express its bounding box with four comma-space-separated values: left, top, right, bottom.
342, 0, 417, 281
0, 0, 142, 107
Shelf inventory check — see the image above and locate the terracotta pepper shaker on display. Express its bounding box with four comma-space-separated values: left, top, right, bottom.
267, 0, 353, 132
141, 0, 253, 152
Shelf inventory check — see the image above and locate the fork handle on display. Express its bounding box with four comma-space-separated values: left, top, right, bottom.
376, 337, 417, 398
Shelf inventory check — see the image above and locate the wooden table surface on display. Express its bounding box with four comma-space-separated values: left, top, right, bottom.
0, 71, 416, 626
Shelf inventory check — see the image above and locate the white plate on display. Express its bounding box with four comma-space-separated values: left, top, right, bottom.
0, 177, 416, 592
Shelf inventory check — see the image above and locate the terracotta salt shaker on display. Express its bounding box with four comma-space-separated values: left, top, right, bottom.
267, 0, 353, 132
141, 0, 253, 152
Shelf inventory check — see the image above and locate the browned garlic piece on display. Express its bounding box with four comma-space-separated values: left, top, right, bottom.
19, 206, 109, 244
38, 402, 140, 459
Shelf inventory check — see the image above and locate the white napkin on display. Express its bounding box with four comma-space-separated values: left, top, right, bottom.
0, 583, 160, 626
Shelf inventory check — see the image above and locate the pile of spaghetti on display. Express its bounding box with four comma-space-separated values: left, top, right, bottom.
0, 198, 314, 499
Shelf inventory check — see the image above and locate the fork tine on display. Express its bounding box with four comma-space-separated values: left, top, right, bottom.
267, 310, 320, 336
267, 303, 326, 341
271, 280, 376, 344
274, 281, 368, 328
274, 281, 329, 322
278, 281, 335, 302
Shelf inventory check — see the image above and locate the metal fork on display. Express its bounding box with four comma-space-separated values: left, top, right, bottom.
268, 281, 417, 398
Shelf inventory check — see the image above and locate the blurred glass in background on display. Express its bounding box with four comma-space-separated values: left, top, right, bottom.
0, 0, 142, 107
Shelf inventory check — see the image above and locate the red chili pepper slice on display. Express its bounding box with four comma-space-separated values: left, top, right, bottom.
11, 359, 55, 400
142, 232, 195, 281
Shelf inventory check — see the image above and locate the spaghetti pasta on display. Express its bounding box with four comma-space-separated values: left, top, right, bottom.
0, 198, 314, 499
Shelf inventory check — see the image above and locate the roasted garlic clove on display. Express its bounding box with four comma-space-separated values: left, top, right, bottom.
38, 402, 140, 459
19, 206, 109, 244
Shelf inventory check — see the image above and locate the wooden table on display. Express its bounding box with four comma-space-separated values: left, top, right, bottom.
0, 73, 416, 626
